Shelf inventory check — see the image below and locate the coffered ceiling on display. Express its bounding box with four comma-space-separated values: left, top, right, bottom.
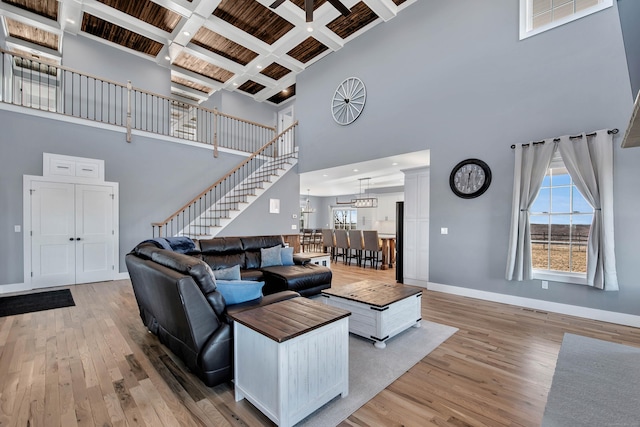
0, 0, 416, 105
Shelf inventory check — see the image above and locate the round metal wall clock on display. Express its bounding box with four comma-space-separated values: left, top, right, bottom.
331, 77, 366, 125
449, 159, 492, 199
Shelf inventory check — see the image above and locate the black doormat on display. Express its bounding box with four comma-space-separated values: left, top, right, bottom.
0, 289, 75, 317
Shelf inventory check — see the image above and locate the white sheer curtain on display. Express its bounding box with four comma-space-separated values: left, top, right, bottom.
557, 131, 618, 290
505, 140, 556, 281
506, 130, 618, 290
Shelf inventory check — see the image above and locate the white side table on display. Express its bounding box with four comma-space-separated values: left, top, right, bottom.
229, 298, 350, 427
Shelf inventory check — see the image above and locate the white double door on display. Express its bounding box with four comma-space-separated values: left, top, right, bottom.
30, 181, 117, 288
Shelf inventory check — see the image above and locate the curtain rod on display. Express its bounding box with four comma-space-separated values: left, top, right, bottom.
510, 128, 618, 149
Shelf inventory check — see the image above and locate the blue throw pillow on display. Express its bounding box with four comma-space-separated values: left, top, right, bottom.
215, 280, 264, 305
213, 264, 241, 281
281, 246, 294, 266
260, 245, 283, 267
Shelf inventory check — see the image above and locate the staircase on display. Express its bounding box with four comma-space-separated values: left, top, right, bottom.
152, 122, 298, 238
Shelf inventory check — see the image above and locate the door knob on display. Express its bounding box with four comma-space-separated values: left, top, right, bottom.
76, 238, 81, 241
69, 237, 74, 241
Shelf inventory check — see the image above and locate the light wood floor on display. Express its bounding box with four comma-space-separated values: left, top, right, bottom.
1, 262, 638, 426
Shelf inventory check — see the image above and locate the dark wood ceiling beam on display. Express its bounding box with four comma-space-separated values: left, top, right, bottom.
169, 66, 225, 91
82, 2, 170, 45
1, 0, 417, 105
359, 0, 396, 21
181, 44, 246, 75
0, 2, 61, 34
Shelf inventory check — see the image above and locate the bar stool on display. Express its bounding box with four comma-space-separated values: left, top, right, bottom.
321, 229, 336, 261
348, 229, 365, 267
363, 230, 382, 269
334, 229, 351, 264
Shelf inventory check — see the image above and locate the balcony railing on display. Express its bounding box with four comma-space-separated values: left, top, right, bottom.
0, 49, 276, 154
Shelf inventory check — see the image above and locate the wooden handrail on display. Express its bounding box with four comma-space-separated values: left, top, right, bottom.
152, 120, 298, 228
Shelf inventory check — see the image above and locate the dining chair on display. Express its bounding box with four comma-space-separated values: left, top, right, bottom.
300, 229, 313, 252
348, 229, 365, 267
312, 229, 323, 252
363, 230, 382, 269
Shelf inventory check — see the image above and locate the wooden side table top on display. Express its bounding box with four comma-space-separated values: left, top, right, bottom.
321, 280, 422, 308
227, 297, 351, 343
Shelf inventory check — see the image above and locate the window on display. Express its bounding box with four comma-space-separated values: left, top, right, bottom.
529, 154, 592, 283
332, 208, 357, 230
519, 0, 613, 40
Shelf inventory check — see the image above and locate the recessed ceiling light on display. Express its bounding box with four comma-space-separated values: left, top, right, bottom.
353, 169, 359, 172
164, 55, 171, 61
322, 174, 328, 177
183, 31, 191, 36
392, 162, 398, 166
233, 82, 238, 86
307, 26, 313, 32
256, 65, 263, 69
282, 89, 289, 94
66, 18, 75, 24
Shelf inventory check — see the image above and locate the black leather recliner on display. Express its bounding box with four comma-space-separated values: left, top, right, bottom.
125, 243, 298, 387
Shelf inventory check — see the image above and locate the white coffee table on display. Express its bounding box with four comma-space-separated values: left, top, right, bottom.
321, 280, 422, 349
228, 297, 350, 427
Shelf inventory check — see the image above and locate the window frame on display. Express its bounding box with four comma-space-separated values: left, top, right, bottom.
529, 155, 592, 285
519, 0, 613, 40
332, 208, 358, 230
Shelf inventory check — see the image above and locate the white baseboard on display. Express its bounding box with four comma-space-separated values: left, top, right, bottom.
0, 282, 31, 294
1, 272, 130, 295
428, 282, 640, 328
404, 278, 428, 288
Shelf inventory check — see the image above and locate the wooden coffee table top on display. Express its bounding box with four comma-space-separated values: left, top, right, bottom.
321, 280, 422, 308
227, 297, 350, 343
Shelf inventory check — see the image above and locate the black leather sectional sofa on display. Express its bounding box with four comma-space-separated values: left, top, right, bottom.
194, 235, 332, 296
125, 235, 332, 387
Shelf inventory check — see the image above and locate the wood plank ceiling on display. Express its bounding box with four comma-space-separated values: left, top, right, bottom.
0, 0, 416, 105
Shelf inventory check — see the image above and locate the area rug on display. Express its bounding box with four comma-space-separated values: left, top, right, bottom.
542, 333, 640, 427
0, 289, 75, 317
296, 320, 458, 427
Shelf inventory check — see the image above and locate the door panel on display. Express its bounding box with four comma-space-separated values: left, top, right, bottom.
75, 184, 114, 284
31, 181, 76, 288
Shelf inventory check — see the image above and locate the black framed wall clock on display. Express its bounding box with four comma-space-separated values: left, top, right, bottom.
449, 159, 492, 199
331, 77, 366, 125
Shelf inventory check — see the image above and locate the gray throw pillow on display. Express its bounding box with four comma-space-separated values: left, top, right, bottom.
213, 264, 241, 281
260, 245, 283, 268
281, 246, 295, 266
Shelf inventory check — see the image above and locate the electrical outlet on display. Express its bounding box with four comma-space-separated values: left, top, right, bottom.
14, 225, 21, 232
291, 224, 297, 230
542, 280, 549, 289
441, 227, 448, 235
292, 214, 297, 219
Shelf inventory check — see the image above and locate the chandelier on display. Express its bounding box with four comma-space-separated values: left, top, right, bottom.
301, 189, 316, 214
336, 178, 378, 208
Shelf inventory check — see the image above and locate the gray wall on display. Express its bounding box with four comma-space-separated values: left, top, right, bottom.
0, 35, 298, 285
63, 35, 171, 97
0, 108, 299, 284
220, 168, 300, 237
202, 91, 279, 129
296, 0, 640, 315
